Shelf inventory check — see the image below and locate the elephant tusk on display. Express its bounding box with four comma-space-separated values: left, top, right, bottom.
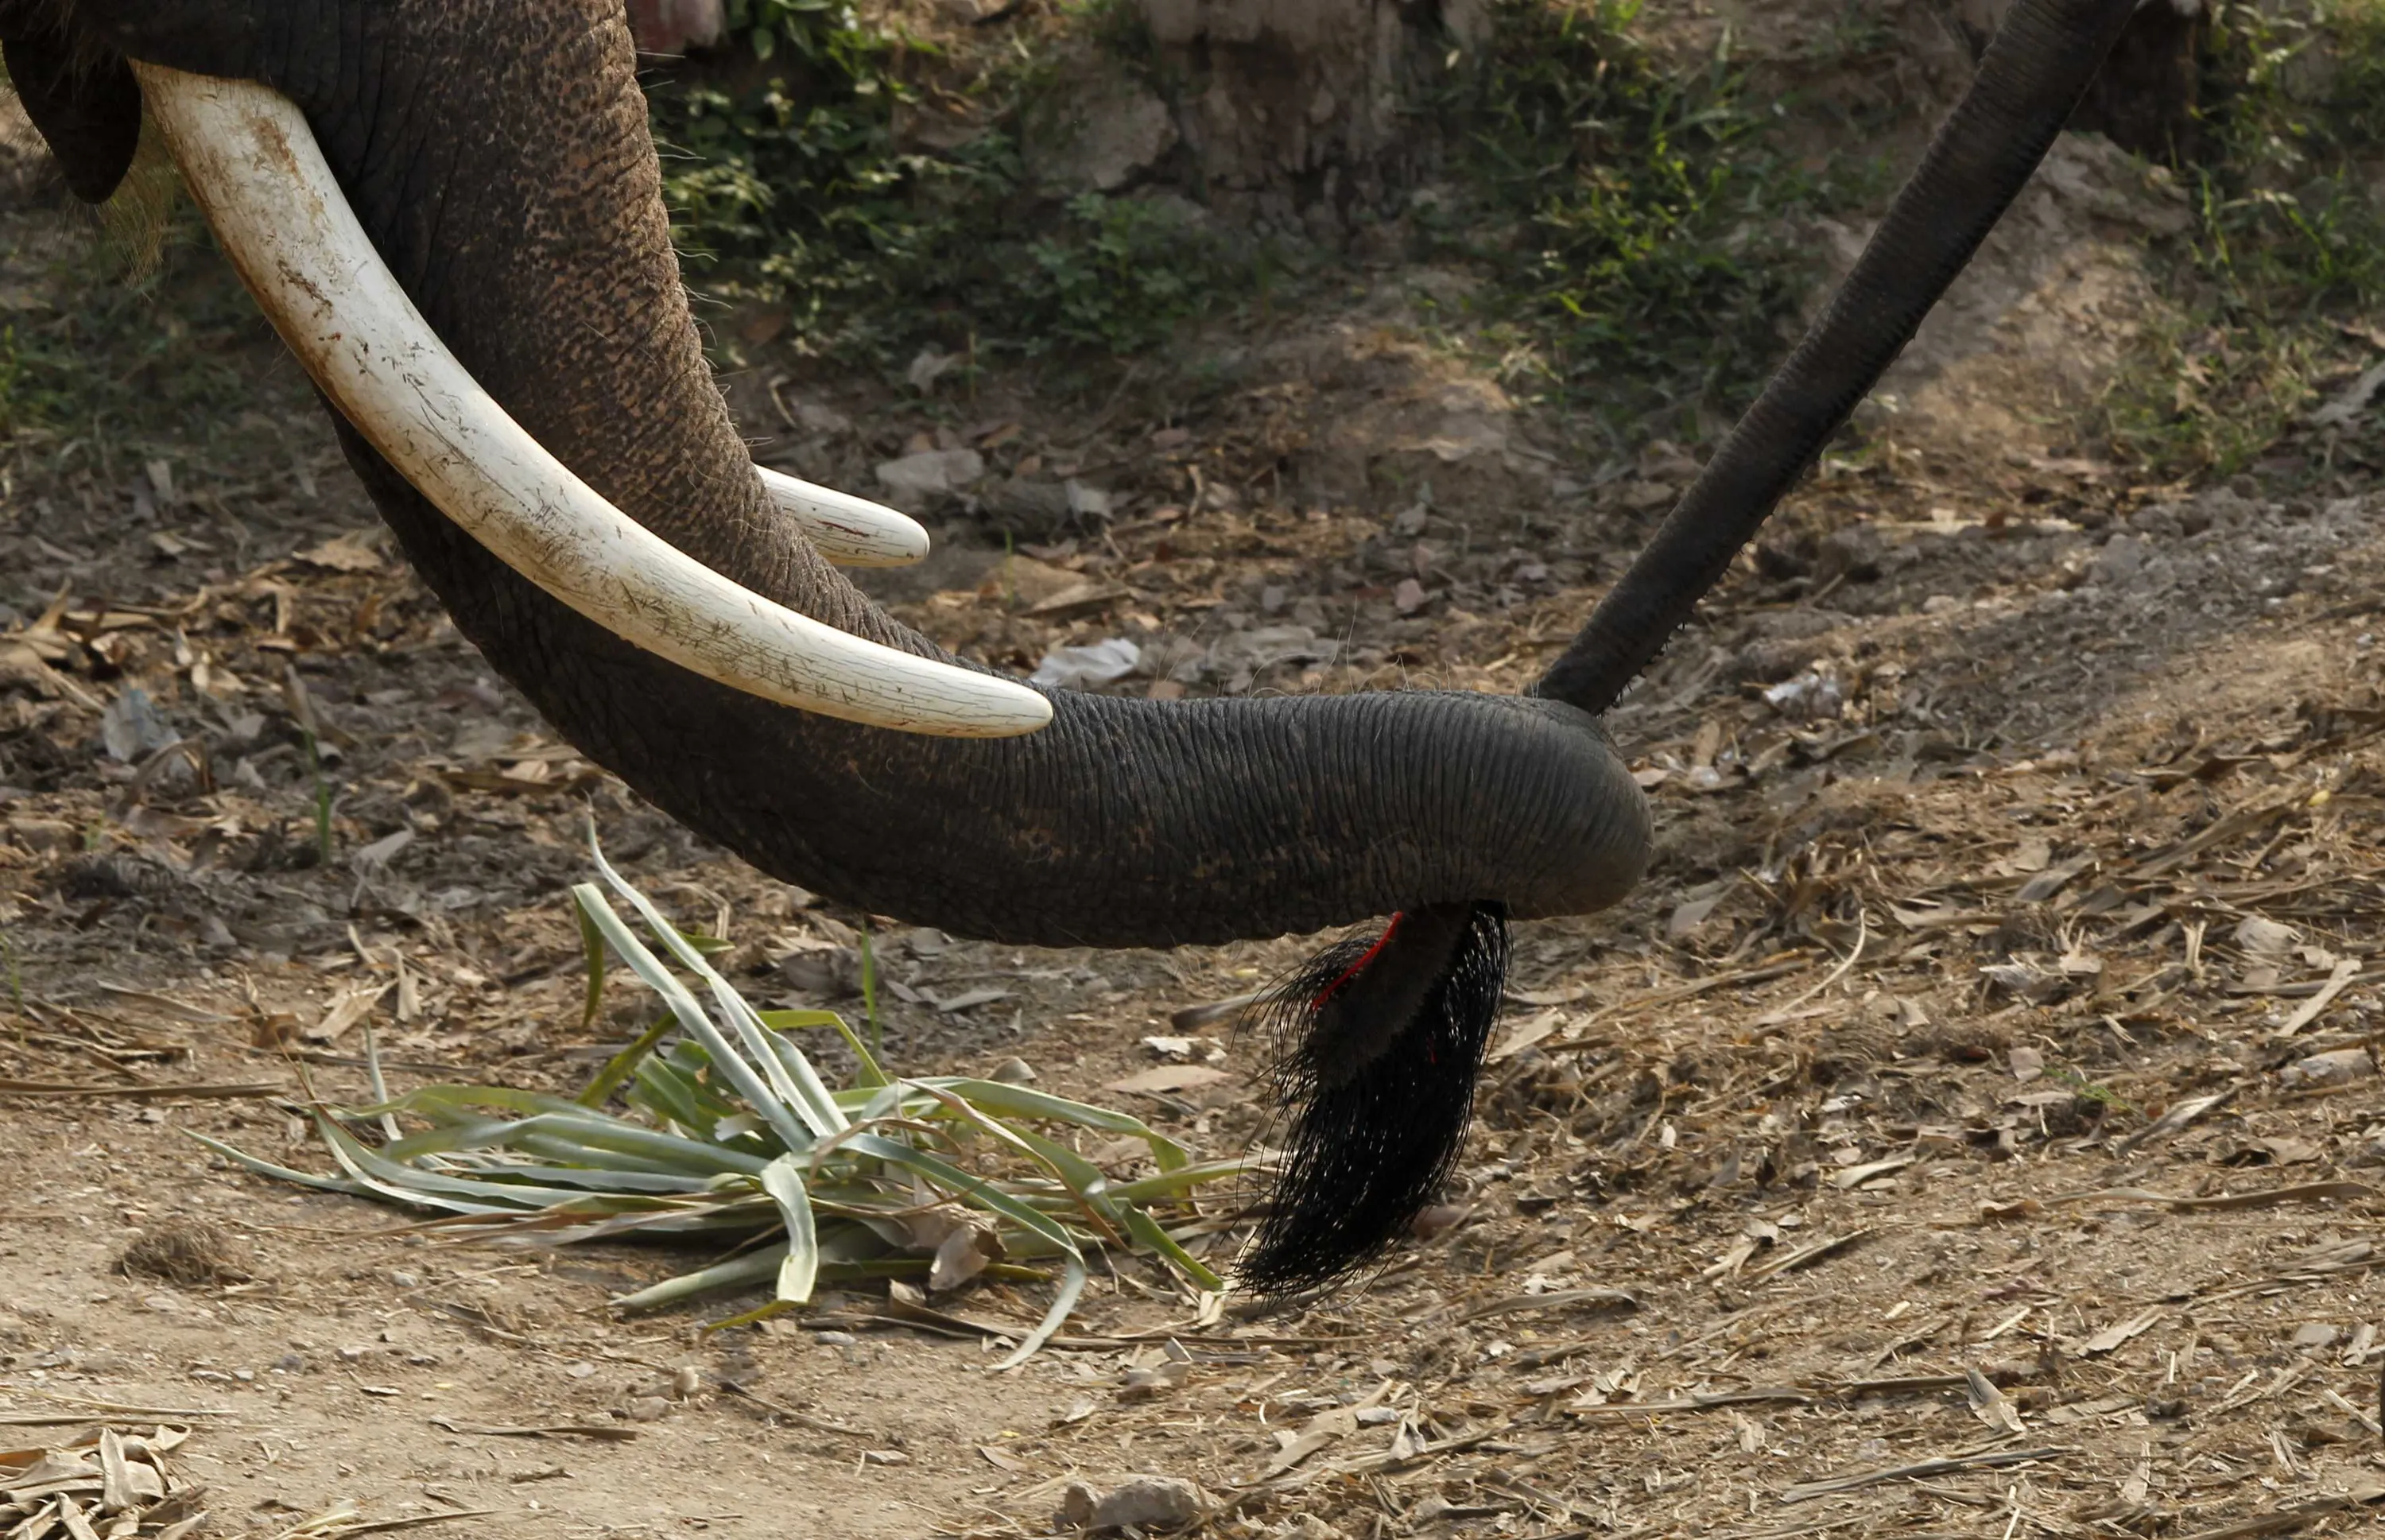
135, 64, 1049, 739
757, 467, 930, 568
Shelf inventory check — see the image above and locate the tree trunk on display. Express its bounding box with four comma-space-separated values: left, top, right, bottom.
1134, 0, 1486, 243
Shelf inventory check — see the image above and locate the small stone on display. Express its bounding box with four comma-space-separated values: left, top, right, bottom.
988, 1057, 1038, 1084
1059, 1481, 1099, 1527
1091, 1476, 1205, 1531
2280, 1047, 2375, 1088
670, 1365, 702, 1398
873, 448, 983, 502
2293, 1322, 2340, 1349
2092, 533, 2146, 584
389, 1270, 421, 1289
337, 1344, 370, 1363
815, 1330, 859, 1348
625, 1395, 672, 1422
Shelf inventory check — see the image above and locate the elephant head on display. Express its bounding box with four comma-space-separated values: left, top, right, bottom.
1, 0, 2139, 1289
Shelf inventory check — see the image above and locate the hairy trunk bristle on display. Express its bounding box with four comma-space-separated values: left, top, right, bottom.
1239, 901, 1508, 1294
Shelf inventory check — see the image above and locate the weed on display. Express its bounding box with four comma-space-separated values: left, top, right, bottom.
2052, 1065, 2141, 1118
2100, 1, 2385, 477
281, 665, 336, 867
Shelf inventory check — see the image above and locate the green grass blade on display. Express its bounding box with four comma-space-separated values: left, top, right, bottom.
491, 1112, 772, 1175
758, 1154, 819, 1305
1114, 1203, 1224, 1291
760, 1008, 888, 1089
908, 1077, 1192, 1170
574, 885, 610, 1030
837, 1131, 1084, 1259
612, 1244, 785, 1313
991, 1253, 1087, 1371
1107, 1156, 1251, 1201
586, 846, 851, 1139
314, 1115, 594, 1212
572, 882, 818, 1154
576, 1011, 675, 1107
182, 1128, 375, 1197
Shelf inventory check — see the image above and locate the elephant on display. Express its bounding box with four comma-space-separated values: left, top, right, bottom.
0, 0, 2141, 1291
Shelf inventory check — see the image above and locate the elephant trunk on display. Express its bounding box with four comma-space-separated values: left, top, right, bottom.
48, 2, 1648, 948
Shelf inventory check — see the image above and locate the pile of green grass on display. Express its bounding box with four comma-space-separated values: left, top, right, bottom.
206, 841, 1239, 1362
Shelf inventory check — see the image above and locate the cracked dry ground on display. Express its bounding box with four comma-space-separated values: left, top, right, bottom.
10, 242, 2385, 1540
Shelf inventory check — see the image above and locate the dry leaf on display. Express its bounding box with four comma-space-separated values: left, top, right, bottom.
294, 529, 384, 572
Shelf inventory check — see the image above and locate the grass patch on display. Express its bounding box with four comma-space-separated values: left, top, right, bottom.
2099, 0, 2385, 478
203, 843, 1238, 1360
650, 3, 1249, 372
1418, 0, 1873, 433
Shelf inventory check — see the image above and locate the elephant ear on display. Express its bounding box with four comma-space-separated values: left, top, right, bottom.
1, 14, 142, 204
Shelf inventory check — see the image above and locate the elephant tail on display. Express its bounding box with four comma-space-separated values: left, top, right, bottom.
1239, 902, 1509, 1292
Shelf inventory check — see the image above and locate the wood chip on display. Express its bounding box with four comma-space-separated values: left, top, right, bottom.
1963, 1367, 2024, 1434
2081, 1306, 2163, 1356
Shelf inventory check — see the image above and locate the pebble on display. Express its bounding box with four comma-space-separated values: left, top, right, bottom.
1091, 1476, 1205, 1531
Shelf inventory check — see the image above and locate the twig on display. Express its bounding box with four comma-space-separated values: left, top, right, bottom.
1779, 1444, 2073, 1503
425, 1417, 634, 1442
1456, 1288, 1638, 1324
2174, 1496, 2371, 1540
2048, 1181, 2379, 1212
1743, 1228, 1877, 1283
0, 1079, 280, 1099
1755, 911, 1868, 1026
716, 1380, 871, 1441
1569, 1388, 1817, 1417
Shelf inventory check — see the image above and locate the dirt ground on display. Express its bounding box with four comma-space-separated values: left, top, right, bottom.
7, 45, 2385, 1540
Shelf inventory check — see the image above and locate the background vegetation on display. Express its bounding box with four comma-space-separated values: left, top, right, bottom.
650, 1, 1245, 368
646, 0, 1863, 429
2100, 0, 2385, 477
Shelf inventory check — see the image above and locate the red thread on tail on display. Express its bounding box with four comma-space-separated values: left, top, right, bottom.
1312, 911, 1403, 1009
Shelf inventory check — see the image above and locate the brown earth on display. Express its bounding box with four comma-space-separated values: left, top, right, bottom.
6, 36, 2385, 1540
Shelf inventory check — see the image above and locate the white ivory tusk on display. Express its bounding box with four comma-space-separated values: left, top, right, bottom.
136, 64, 1048, 739
757, 467, 929, 568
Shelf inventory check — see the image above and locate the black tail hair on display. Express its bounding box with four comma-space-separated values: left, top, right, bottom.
1239, 901, 1508, 1294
